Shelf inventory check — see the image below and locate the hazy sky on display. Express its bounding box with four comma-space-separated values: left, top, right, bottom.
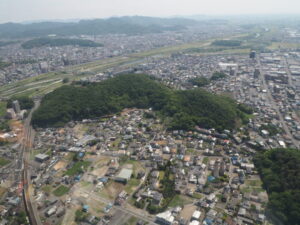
1, 0, 300, 23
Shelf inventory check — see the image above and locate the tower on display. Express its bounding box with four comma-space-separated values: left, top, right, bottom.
12, 100, 21, 114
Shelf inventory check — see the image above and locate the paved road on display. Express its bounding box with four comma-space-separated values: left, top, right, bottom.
258, 56, 299, 148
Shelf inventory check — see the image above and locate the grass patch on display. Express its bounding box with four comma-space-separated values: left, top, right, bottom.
245, 179, 262, 187
203, 157, 209, 165
0, 157, 10, 167
64, 161, 91, 176
241, 186, 264, 194
159, 171, 165, 180
192, 192, 203, 199
124, 178, 140, 194
110, 138, 121, 150
168, 195, 193, 207
80, 181, 92, 188
53, 185, 70, 197
42, 185, 53, 193
0, 102, 7, 117
125, 216, 138, 225
0, 187, 7, 198
187, 149, 196, 154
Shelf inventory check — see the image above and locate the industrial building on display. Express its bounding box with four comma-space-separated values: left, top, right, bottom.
35, 153, 50, 163
114, 168, 133, 183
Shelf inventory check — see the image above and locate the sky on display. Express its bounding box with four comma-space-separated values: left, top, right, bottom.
1, 0, 300, 23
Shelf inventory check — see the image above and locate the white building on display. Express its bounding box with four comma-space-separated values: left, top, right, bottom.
156, 211, 174, 225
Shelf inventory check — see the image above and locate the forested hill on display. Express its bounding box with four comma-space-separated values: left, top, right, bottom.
31, 74, 251, 130
254, 148, 300, 225
21, 38, 103, 49
0, 16, 197, 38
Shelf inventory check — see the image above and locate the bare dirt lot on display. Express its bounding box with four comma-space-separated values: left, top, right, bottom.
180, 205, 197, 221
53, 160, 68, 171
99, 181, 125, 200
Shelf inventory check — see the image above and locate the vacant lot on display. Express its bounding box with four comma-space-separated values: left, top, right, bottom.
99, 181, 124, 200
169, 195, 193, 207
53, 160, 68, 170
180, 205, 197, 221
124, 178, 140, 194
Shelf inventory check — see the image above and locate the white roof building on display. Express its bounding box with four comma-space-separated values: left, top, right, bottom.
156, 210, 174, 225
189, 221, 200, 225
191, 210, 201, 220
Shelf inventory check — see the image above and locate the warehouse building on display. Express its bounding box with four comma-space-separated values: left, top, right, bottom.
114, 168, 133, 183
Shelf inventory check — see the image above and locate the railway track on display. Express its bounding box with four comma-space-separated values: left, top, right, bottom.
22, 100, 42, 225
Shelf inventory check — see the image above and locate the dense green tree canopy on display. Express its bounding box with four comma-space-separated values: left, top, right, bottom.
7, 96, 34, 110
254, 148, 300, 225
189, 77, 210, 87
32, 74, 250, 131
22, 38, 103, 49
210, 72, 227, 81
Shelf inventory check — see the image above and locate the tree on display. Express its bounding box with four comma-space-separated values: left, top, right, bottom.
254, 148, 300, 225
62, 78, 69, 83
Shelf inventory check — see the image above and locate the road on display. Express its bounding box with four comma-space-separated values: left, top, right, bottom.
283, 56, 300, 123
258, 55, 299, 148
22, 100, 42, 225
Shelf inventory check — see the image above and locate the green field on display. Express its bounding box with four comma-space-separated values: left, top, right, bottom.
53, 185, 70, 197
0, 157, 10, 167
64, 161, 91, 176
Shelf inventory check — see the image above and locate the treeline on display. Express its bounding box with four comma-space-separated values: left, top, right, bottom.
189, 72, 227, 87
0, 16, 196, 38
147, 163, 176, 214
32, 74, 251, 131
212, 40, 242, 47
22, 38, 103, 49
7, 96, 34, 110
210, 72, 227, 81
189, 77, 210, 87
254, 148, 300, 225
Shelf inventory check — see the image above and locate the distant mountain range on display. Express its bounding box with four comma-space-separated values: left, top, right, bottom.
0, 16, 198, 38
